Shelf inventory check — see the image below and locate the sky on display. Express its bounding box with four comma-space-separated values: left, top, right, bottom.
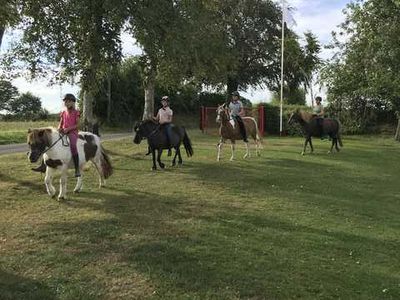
0, 0, 351, 113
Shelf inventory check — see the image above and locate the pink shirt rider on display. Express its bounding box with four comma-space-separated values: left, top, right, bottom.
60, 108, 80, 155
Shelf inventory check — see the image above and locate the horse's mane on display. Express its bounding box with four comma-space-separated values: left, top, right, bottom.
298, 110, 313, 122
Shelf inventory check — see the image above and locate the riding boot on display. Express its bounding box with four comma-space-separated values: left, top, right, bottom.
72, 154, 81, 177
31, 159, 46, 173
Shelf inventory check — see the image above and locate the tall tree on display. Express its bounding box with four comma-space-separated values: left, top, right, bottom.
0, 0, 20, 48
3, 0, 126, 128
323, 0, 400, 138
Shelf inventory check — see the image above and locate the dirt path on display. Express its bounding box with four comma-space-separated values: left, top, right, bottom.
0, 132, 132, 155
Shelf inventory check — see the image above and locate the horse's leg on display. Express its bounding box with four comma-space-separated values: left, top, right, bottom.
58, 165, 68, 200
217, 139, 224, 161
334, 137, 340, 152
243, 141, 250, 159
44, 167, 56, 198
230, 141, 235, 161
171, 147, 178, 166
151, 149, 157, 171
157, 149, 165, 169
302, 137, 308, 155
309, 138, 314, 153
176, 147, 183, 166
328, 138, 335, 154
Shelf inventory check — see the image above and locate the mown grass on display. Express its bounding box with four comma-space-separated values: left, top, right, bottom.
0, 132, 399, 299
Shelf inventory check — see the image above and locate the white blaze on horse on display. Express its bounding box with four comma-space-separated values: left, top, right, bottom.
216, 104, 261, 161
27, 128, 113, 200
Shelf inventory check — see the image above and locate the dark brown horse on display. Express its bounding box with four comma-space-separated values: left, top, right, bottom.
288, 110, 343, 155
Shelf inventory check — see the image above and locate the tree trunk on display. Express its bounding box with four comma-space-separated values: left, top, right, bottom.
395, 115, 400, 141
142, 67, 156, 120
106, 73, 112, 123
82, 90, 96, 131
0, 26, 5, 49
226, 76, 239, 101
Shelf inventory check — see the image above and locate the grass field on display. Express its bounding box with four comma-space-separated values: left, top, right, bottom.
0, 132, 399, 299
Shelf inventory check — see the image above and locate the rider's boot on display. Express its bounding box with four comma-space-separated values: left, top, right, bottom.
31, 159, 46, 173
72, 154, 81, 177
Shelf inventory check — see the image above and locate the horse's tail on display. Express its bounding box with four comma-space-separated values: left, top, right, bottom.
100, 145, 113, 179
248, 117, 262, 142
182, 128, 194, 157
336, 120, 343, 147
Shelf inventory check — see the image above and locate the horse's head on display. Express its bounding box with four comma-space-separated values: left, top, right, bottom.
288, 109, 301, 125
27, 128, 52, 163
216, 104, 229, 123
133, 120, 157, 144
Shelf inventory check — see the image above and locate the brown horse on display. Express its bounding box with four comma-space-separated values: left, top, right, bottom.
216, 104, 261, 161
288, 110, 343, 155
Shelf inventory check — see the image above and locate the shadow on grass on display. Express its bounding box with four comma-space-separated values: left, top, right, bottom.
0, 270, 56, 300
28, 182, 400, 299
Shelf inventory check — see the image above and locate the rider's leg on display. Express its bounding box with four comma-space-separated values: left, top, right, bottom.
69, 133, 81, 177
236, 116, 248, 142
32, 158, 46, 173
165, 123, 172, 156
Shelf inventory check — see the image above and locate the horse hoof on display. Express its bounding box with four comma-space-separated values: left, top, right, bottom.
327, 151, 332, 154
160, 164, 165, 169
57, 196, 66, 201
301, 152, 305, 156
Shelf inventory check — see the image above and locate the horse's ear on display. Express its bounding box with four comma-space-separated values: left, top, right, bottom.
27, 128, 32, 133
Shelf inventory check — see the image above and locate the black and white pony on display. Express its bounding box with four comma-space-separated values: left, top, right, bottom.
27, 128, 113, 200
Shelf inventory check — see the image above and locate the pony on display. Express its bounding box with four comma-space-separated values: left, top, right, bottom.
216, 104, 261, 161
288, 110, 343, 155
27, 128, 113, 200
133, 120, 193, 170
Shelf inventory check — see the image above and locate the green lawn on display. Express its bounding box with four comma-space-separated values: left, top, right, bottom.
0, 132, 399, 299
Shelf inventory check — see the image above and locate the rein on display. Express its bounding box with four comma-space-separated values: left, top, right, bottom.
38, 133, 69, 156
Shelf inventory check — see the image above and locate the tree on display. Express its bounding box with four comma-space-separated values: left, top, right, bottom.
323, 0, 400, 138
0, 79, 18, 111
0, 0, 20, 48
3, 0, 127, 128
8, 92, 42, 118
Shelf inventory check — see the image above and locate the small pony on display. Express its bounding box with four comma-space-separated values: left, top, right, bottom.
288, 110, 343, 155
27, 128, 113, 200
133, 120, 193, 170
216, 104, 261, 161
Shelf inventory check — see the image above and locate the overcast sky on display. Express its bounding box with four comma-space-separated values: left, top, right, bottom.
1, 0, 350, 113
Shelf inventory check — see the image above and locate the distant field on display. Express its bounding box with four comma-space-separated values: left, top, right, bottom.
1, 132, 399, 299
0, 121, 58, 145
0, 121, 136, 145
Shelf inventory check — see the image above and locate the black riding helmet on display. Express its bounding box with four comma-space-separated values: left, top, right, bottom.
63, 93, 77, 102
231, 91, 240, 97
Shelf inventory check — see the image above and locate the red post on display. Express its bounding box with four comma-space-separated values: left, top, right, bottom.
258, 105, 265, 136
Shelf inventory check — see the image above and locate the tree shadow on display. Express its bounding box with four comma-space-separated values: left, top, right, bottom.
0, 270, 57, 300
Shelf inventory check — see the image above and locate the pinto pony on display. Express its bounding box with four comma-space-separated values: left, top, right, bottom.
27, 128, 113, 200
216, 104, 261, 161
288, 110, 343, 155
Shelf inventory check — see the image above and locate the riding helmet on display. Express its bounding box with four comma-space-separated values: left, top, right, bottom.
161, 95, 169, 102
63, 93, 77, 102
231, 91, 240, 97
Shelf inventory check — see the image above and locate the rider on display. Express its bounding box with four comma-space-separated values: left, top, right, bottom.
312, 96, 325, 138
31, 93, 81, 175
58, 93, 81, 177
229, 91, 248, 143
154, 95, 173, 156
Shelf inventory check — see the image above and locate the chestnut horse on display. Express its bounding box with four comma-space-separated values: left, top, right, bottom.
216, 104, 261, 161
288, 110, 343, 155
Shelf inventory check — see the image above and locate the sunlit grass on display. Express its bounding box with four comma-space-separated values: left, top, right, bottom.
0, 132, 399, 299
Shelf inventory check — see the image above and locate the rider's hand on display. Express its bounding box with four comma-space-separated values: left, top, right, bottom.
58, 128, 65, 134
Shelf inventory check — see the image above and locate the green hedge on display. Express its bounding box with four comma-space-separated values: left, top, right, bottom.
260, 103, 310, 135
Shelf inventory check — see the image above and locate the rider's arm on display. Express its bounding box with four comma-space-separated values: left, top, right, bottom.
58, 112, 64, 133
